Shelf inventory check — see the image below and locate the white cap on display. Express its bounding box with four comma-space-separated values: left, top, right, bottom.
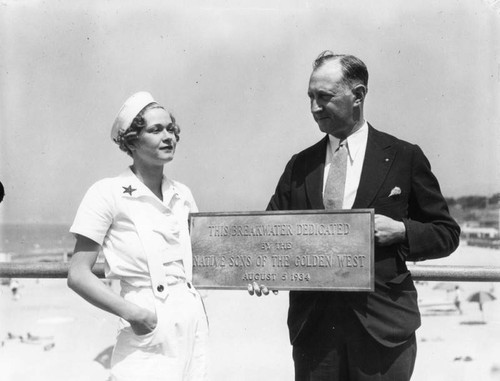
111, 91, 156, 141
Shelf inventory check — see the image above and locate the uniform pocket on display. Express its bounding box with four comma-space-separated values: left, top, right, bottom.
116, 323, 160, 349
121, 288, 162, 347
122, 308, 164, 349
133, 317, 159, 338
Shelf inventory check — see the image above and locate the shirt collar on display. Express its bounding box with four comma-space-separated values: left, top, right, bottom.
120, 167, 180, 206
328, 120, 368, 164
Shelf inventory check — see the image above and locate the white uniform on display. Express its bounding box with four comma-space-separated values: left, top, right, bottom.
70, 167, 208, 381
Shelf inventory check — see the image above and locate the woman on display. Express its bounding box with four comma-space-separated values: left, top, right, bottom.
68, 92, 208, 381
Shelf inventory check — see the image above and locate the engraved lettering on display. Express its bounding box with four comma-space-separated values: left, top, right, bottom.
208, 224, 296, 237
337, 255, 366, 268
294, 255, 335, 267
207, 225, 231, 237
275, 242, 292, 250
271, 255, 291, 267
295, 223, 350, 236
193, 212, 373, 291
256, 255, 268, 267
228, 255, 252, 267
193, 255, 221, 267
242, 273, 277, 281
290, 273, 311, 281
261, 242, 272, 251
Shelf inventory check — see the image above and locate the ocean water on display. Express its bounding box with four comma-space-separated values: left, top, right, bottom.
0, 223, 75, 261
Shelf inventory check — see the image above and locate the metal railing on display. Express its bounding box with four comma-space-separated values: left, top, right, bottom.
1, 262, 500, 282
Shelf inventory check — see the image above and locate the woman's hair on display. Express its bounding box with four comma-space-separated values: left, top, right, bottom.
114, 102, 181, 156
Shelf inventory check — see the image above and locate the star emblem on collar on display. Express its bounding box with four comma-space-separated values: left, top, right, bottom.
122, 185, 136, 196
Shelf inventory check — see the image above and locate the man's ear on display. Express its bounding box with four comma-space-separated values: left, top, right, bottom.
352, 84, 367, 106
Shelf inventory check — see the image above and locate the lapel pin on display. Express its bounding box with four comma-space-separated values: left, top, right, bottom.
389, 186, 401, 197
122, 185, 136, 196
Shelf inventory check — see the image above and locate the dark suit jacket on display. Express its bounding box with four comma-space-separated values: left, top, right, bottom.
267, 125, 460, 348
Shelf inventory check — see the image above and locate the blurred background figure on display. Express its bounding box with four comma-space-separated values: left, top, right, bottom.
454, 285, 463, 315
0, 180, 5, 203
9, 279, 20, 301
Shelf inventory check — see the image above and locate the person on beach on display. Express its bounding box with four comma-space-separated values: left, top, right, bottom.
454, 285, 463, 314
67, 92, 208, 381
9, 279, 20, 300
0, 180, 5, 203
251, 51, 460, 380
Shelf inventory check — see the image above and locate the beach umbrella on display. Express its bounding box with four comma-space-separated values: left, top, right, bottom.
467, 291, 496, 305
433, 282, 461, 292
94, 345, 114, 369
467, 291, 496, 321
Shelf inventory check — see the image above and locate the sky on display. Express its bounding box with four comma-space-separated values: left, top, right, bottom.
0, 0, 499, 224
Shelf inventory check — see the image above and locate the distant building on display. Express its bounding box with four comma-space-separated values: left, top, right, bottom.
0, 252, 12, 262
479, 209, 500, 229
458, 206, 500, 249
461, 225, 499, 240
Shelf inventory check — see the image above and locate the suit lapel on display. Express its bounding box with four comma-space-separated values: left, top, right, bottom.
305, 136, 328, 210
353, 125, 396, 208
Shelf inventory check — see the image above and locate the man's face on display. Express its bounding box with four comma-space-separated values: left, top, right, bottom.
307, 60, 359, 139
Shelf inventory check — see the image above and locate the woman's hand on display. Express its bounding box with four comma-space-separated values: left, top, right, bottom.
68, 235, 159, 335
127, 306, 158, 335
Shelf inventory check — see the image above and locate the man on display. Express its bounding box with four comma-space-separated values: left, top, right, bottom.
265, 51, 460, 380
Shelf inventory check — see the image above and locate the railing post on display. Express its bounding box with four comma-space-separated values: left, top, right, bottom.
0, 262, 105, 279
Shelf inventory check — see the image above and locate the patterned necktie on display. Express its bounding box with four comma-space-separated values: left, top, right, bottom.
324, 140, 348, 210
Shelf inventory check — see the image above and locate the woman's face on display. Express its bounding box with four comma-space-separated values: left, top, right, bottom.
131, 107, 177, 166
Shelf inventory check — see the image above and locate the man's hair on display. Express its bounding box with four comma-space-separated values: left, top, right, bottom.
114, 103, 180, 156
313, 50, 369, 88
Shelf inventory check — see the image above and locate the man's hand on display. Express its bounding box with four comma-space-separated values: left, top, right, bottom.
374, 214, 406, 246
247, 282, 279, 297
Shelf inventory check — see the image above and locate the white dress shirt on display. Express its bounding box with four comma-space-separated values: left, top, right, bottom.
322, 121, 368, 209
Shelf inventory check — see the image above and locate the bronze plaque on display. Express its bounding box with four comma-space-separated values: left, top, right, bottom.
190, 210, 374, 291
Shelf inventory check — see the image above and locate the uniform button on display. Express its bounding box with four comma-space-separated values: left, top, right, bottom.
187, 282, 192, 289
157, 285, 164, 292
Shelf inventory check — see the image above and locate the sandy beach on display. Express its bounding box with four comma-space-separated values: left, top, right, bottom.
1, 244, 499, 381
